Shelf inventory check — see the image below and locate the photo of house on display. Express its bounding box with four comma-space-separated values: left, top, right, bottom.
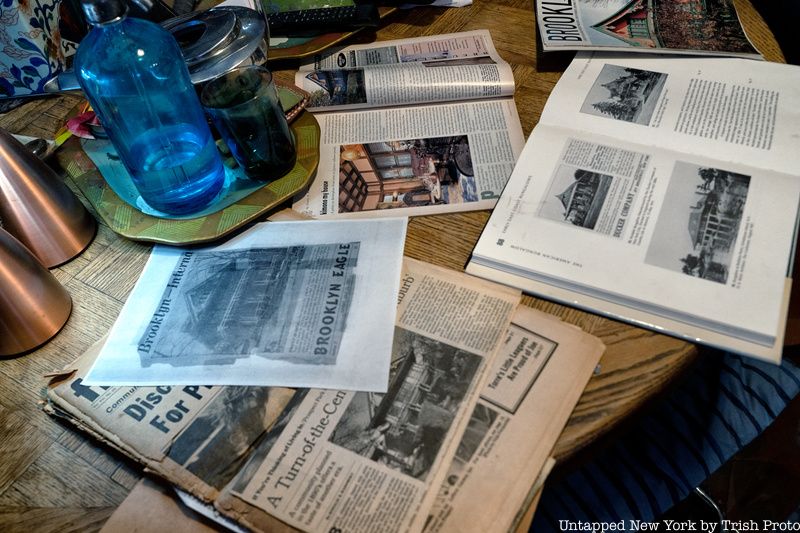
581, 64, 667, 125
645, 161, 751, 284
538, 167, 614, 231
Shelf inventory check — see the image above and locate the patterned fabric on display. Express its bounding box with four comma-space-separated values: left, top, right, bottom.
532, 352, 800, 531
0, 0, 74, 98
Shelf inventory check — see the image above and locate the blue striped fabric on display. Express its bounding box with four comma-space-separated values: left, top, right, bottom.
531, 353, 800, 532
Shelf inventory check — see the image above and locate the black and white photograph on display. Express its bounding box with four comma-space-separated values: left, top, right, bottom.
305, 69, 367, 107
645, 162, 751, 284
328, 328, 482, 481
167, 387, 283, 490
337, 136, 477, 213
580, 64, 667, 125
538, 165, 614, 231
136, 244, 357, 368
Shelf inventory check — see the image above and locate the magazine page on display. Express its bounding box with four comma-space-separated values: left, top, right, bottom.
45, 340, 297, 504
294, 30, 515, 111
541, 53, 800, 175
292, 99, 525, 218
535, 0, 759, 58
214, 258, 522, 533
84, 219, 407, 391
425, 307, 604, 533
469, 127, 800, 361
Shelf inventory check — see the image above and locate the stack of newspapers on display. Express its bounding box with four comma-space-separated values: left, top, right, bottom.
45, 248, 604, 532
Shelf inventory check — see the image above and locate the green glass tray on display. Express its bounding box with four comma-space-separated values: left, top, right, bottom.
58, 89, 320, 246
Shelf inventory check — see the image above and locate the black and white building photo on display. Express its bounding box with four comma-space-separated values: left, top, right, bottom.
581, 64, 668, 125
329, 328, 482, 481
645, 162, 751, 284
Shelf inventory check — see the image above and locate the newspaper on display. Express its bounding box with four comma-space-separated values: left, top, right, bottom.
93, 306, 601, 533
536, 0, 760, 58
468, 52, 800, 363
46, 257, 523, 533
424, 306, 604, 533
85, 218, 407, 391
291, 31, 525, 219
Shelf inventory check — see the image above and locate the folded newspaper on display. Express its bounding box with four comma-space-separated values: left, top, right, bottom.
291, 30, 525, 219
468, 52, 800, 362
536, 0, 761, 58
84, 218, 407, 391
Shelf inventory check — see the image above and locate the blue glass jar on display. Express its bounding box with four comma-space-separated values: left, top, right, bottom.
74, 0, 224, 215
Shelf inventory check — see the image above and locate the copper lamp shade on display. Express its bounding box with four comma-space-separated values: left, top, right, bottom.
0, 128, 96, 268
0, 227, 72, 356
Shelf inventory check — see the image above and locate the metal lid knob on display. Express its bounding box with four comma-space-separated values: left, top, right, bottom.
80, 0, 128, 25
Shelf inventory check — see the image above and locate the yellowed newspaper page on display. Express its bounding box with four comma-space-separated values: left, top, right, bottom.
424, 306, 604, 533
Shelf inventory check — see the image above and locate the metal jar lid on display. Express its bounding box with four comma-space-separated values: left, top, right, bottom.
162, 6, 268, 86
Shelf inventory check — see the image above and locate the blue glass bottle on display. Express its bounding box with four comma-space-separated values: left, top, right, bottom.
74, 0, 224, 215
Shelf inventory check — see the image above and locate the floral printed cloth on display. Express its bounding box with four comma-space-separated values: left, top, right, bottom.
0, 0, 74, 97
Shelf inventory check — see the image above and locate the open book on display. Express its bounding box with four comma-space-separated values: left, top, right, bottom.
45, 259, 603, 533
536, 0, 761, 58
291, 30, 525, 218
467, 52, 800, 363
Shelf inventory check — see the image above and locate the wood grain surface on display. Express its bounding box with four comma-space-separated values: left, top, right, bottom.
0, 1, 784, 530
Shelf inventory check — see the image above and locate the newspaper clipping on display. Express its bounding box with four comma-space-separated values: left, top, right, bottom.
536, 0, 759, 58
216, 259, 521, 533
85, 219, 407, 391
537, 138, 650, 240
135, 243, 358, 367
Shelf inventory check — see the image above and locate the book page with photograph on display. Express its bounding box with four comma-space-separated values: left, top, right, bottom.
294, 30, 515, 112
214, 259, 521, 533
84, 218, 407, 391
468, 127, 800, 362
292, 99, 525, 218
535, 0, 760, 58
541, 53, 800, 175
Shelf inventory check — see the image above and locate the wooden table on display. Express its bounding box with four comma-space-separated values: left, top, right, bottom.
0, 0, 785, 530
